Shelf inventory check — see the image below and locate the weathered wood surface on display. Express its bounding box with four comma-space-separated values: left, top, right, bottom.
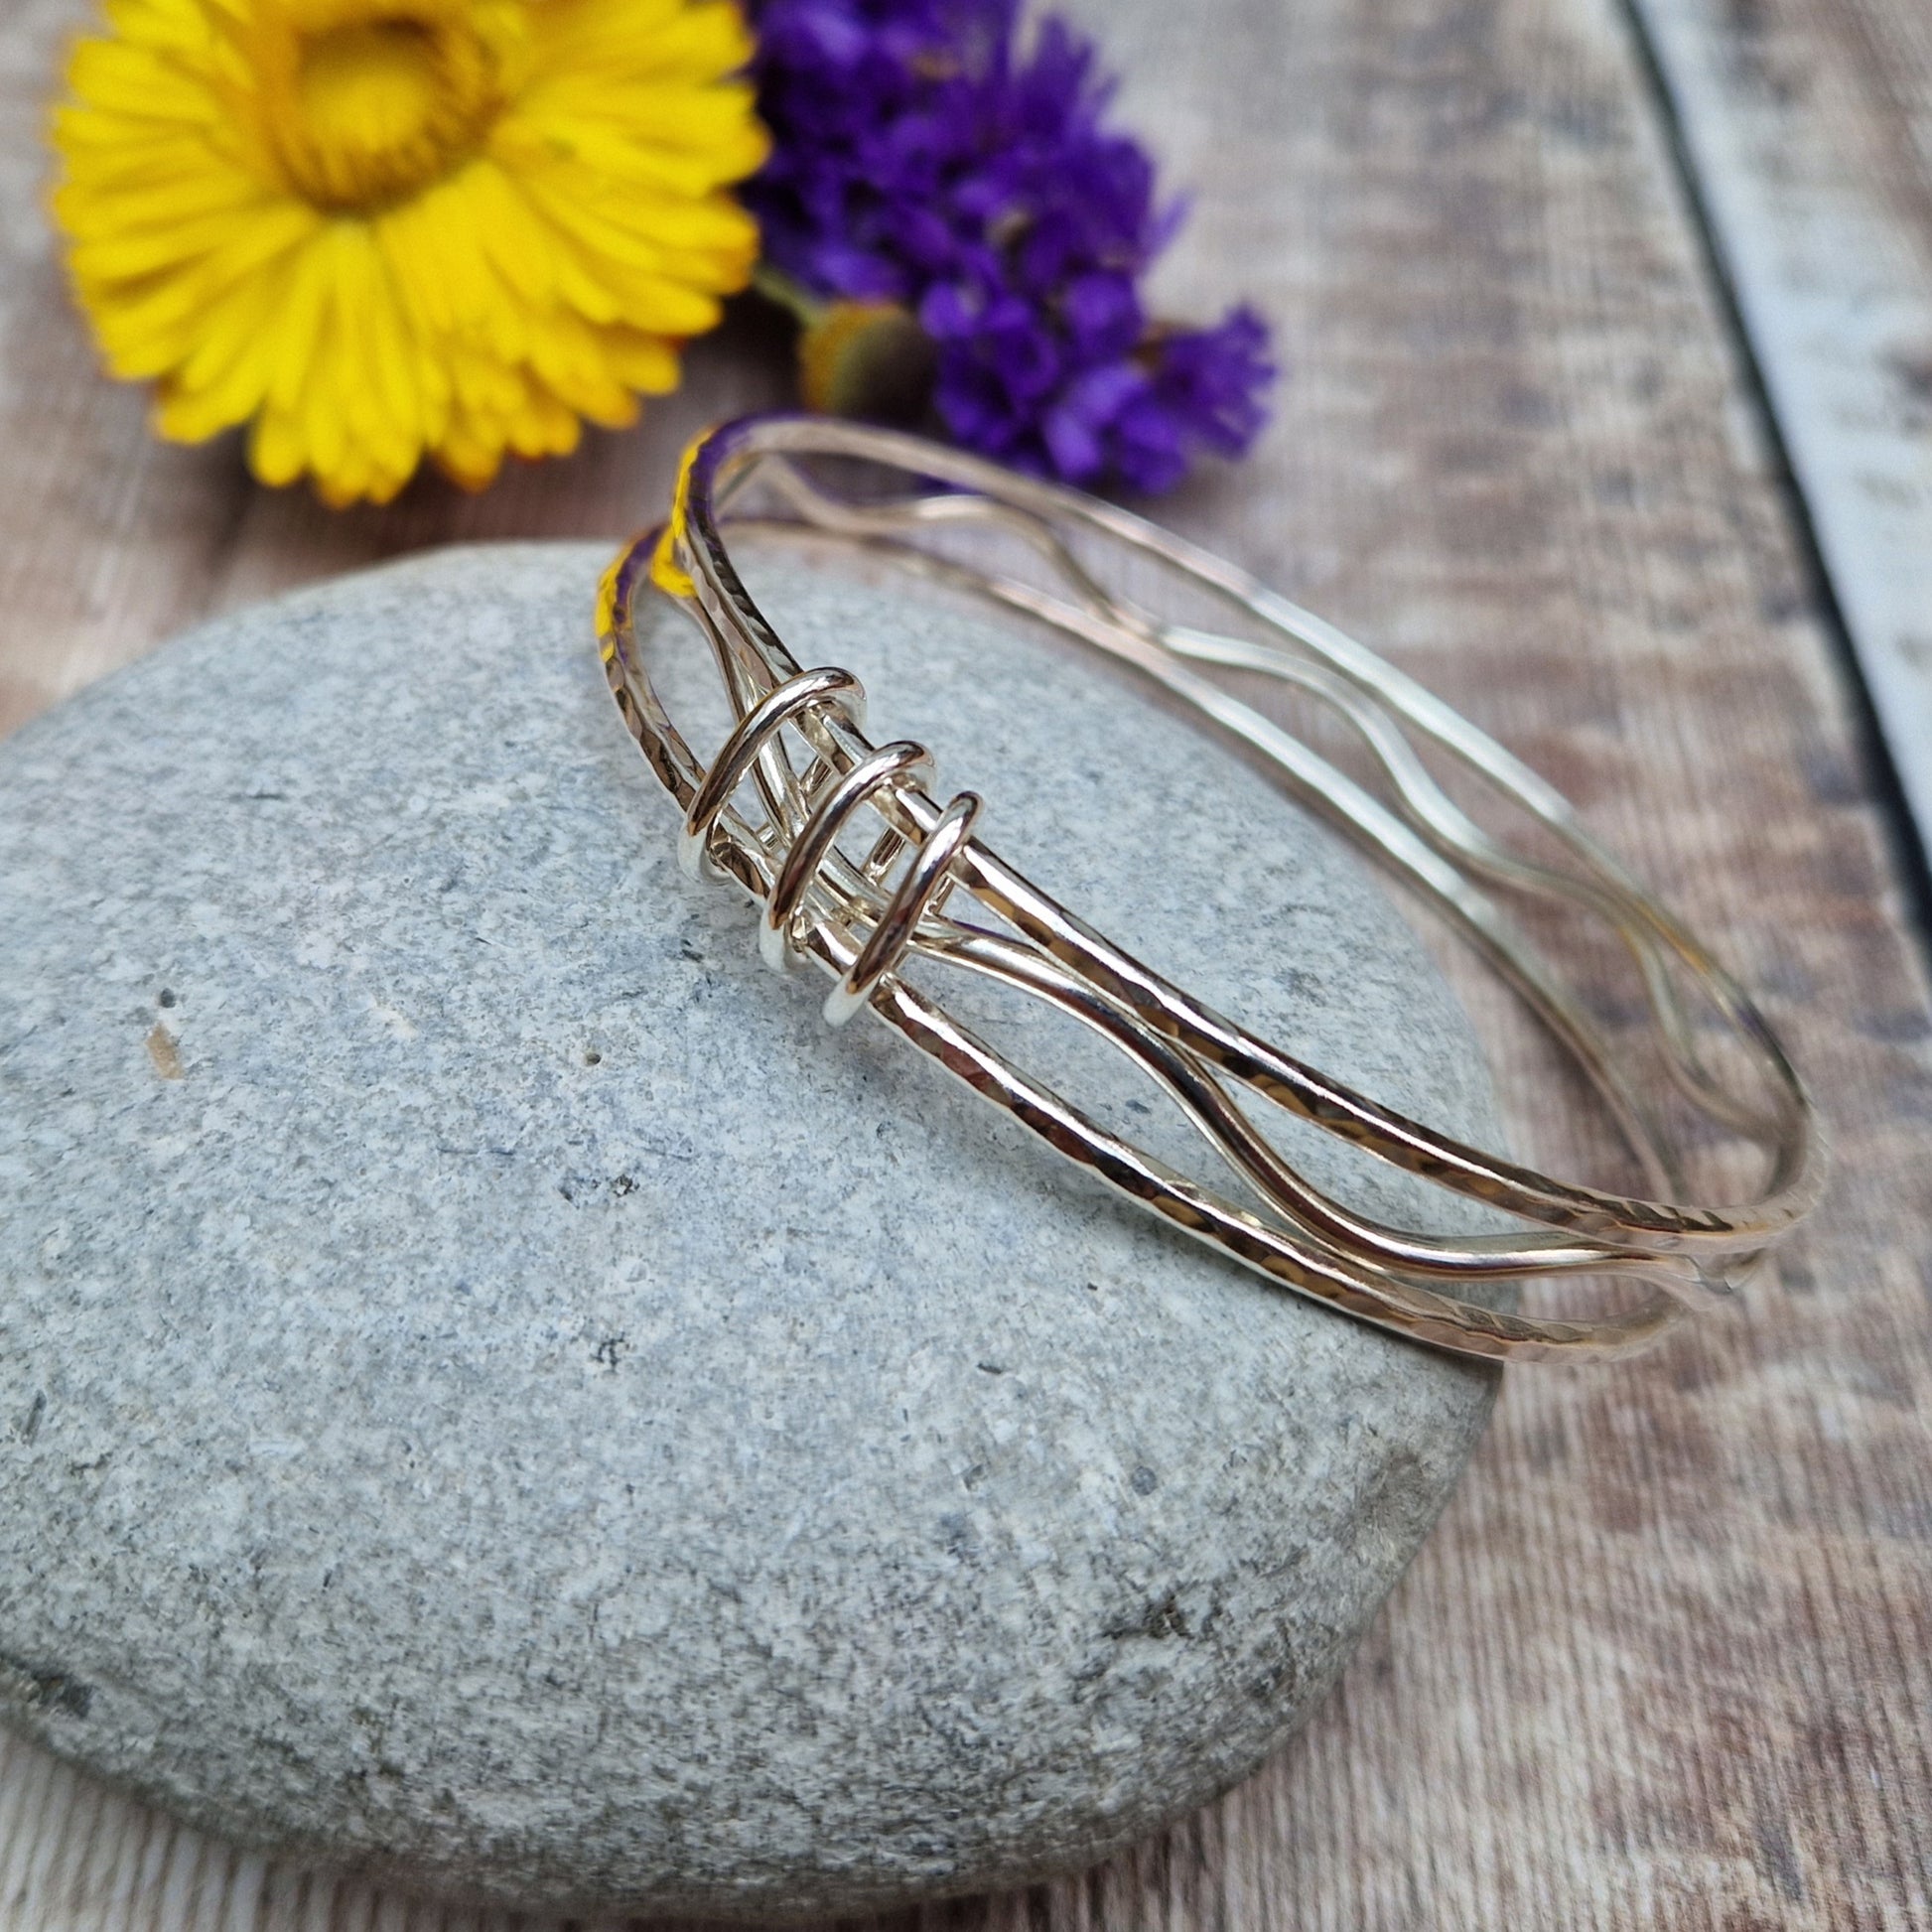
4, 0, 1931, 1924
1627, 0, 1932, 866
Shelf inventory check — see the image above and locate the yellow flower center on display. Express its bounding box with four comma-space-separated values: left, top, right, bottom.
259, 0, 511, 212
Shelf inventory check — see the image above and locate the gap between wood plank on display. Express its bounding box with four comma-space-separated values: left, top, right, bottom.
1609, 0, 1932, 957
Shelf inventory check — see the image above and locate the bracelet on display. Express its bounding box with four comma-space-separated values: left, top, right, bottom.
597, 415, 1823, 1364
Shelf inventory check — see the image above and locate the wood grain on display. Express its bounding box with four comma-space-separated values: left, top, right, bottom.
1624, 0, 1932, 868
3, 0, 1931, 1925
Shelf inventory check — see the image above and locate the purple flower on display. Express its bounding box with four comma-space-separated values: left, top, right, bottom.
746, 0, 1278, 492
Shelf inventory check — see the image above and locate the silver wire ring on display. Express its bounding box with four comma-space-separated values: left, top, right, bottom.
762, 740, 932, 971
679, 664, 864, 882
597, 414, 1825, 1364
824, 790, 984, 1028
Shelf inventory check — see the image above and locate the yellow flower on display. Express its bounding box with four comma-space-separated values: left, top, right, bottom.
50, 0, 767, 504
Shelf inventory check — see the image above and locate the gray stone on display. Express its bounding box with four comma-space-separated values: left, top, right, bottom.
0, 543, 1506, 1921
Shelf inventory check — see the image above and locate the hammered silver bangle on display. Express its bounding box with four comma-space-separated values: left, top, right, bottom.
597, 414, 1823, 1364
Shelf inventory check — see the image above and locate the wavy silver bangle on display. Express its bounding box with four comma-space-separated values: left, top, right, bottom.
597, 414, 1823, 1364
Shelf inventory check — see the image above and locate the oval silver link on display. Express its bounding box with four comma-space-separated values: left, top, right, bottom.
678, 665, 865, 881
760, 741, 932, 972
823, 790, 984, 1028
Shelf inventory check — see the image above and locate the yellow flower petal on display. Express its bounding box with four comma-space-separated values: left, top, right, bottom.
49, 0, 766, 505
66, 41, 226, 124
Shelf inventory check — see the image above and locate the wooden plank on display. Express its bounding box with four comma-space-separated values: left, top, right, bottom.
3, 0, 1932, 1927
1625, 0, 1932, 856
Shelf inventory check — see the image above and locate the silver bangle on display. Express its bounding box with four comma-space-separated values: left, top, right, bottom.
597, 414, 1823, 1364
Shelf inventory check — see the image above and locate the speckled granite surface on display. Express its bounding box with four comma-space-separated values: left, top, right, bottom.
0, 543, 1505, 1919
